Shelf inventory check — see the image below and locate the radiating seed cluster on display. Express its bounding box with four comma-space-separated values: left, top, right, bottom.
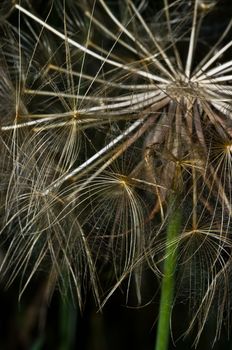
0, 0, 232, 343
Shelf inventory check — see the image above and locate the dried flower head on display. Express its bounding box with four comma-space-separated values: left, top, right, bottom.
0, 0, 232, 344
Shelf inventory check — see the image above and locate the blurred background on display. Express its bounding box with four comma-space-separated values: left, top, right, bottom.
0, 269, 232, 350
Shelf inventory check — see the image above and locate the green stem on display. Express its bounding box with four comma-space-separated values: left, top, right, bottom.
59, 274, 78, 350
155, 197, 182, 350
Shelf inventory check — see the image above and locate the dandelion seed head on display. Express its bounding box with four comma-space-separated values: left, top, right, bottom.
118, 178, 127, 188
198, 0, 217, 12
225, 143, 232, 153
166, 80, 203, 101
0, 0, 232, 343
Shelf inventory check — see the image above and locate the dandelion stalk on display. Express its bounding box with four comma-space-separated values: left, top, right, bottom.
155, 195, 182, 350
59, 296, 77, 350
